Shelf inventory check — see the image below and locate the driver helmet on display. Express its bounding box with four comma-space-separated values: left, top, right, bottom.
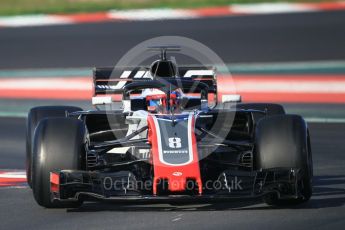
170, 89, 182, 113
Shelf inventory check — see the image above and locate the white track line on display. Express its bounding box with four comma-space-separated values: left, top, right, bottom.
0, 171, 26, 179
234, 81, 345, 93
0, 15, 73, 27
230, 3, 317, 14
0, 78, 91, 90
305, 118, 345, 123
0, 2, 344, 28
108, 9, 198, 21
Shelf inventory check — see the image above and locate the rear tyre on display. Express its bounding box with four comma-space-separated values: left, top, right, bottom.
236, 103, 285, 115
235, 103, 285, 124
26, 106, 82, 188
255, 115, 313, 206
32, 118, 85, 208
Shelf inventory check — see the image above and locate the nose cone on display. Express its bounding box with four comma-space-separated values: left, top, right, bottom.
147, 114, 202, 195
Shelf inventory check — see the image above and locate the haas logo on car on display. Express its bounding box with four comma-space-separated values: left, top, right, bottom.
168, 137, 182, 148
172, 172, 183, 176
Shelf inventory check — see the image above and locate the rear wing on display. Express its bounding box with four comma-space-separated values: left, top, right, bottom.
93, 66, 217, 98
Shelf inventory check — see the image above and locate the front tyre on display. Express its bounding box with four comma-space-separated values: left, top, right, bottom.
255, 115, 313, 205
32, 118, 85, 208
26, 106, 82, 188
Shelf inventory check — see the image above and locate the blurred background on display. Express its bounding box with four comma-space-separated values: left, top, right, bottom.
0, 0, 336, 15
0, 0, 345, 118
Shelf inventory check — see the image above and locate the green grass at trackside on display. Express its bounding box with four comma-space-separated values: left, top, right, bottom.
0, 0, 339, 16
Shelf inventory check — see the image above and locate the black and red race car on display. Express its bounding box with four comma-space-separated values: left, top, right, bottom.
26, 47, 313, 208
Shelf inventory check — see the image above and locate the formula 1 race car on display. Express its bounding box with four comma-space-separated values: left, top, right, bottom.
26, 46, 313, 208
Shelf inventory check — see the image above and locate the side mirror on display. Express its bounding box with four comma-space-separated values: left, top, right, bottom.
92, 96, 112, 105
92, 96, 123, 111
222, 94, 242, 103
122, 100, 131, 113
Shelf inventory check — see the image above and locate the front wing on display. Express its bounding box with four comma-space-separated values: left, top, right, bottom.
50, 168, 302, 203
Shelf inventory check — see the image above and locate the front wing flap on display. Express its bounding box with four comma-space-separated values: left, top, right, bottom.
50, 168, 302, 203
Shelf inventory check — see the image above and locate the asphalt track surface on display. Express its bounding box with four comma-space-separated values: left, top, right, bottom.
0, 117, 344, 230
0, 11, 345, 69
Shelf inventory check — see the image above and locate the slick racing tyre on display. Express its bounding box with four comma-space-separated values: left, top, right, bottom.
236, 103, 285, 116
26, 106, 82, 188
235, 103, 285, 124
255, 115, 313, 205
32, 118, 85, 208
